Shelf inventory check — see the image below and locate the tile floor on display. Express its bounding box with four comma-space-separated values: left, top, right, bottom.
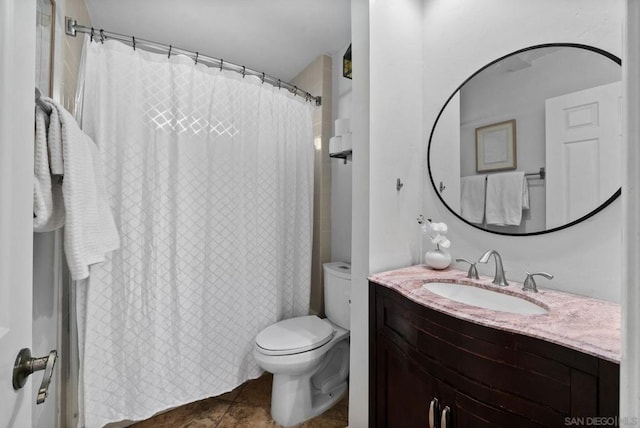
131, 373, 349, 428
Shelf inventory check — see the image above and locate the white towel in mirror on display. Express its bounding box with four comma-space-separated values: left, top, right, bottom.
460, 175, 486, 224
485, 171, 529, 226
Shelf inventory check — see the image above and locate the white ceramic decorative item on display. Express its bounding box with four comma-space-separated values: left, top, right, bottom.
418, 215, 452, 270
424, 247, 452, 270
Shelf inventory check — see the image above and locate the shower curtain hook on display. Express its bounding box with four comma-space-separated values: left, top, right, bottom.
242, 66, 246, 78
194, 52, 199, 65
168, 45, 172, 58
100, 29, 105, 43
305, 93, 310, 102
90, 27, 94, 42
293, 86, 298, 96
132, 36, 136, 51
277, 79, 281, 90
219, 59, 223, 72
261, 72, 265, 84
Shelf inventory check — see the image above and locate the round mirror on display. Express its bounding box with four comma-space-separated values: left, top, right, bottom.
428, 44, 621, 236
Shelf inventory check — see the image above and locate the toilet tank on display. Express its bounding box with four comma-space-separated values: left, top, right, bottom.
323, 262, 351, 330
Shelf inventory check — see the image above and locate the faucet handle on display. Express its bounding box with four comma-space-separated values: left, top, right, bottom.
456, 258, 479, 280
523, 271, 553, 292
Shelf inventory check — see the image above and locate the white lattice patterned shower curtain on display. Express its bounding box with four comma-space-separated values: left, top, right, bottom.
75, 39, 314, 428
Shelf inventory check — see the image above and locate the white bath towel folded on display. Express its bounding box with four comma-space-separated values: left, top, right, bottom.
41, 97, 120, 280
460, 175, 486, 224
33, 105, 65, 231
485, 171, 529, 226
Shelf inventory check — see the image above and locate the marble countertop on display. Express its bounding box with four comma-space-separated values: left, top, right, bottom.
369, 265, 621, 363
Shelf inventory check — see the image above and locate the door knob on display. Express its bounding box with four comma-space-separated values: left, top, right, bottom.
12, 348, 58, 404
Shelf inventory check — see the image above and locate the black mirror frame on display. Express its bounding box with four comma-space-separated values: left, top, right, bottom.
427, 43, 622, 237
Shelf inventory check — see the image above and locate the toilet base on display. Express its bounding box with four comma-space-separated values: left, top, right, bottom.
269, 339, 349, 427
271, 376, 348, 427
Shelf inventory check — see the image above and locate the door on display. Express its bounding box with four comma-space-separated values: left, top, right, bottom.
545, 81, 622, 228
0, 1, 36, 427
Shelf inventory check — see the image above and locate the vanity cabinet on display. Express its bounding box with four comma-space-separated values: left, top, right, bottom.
369, 281, 620, 428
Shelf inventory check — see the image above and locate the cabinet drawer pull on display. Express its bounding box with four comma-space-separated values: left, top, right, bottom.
441, 405, 451, 428
428, 397, 439, 428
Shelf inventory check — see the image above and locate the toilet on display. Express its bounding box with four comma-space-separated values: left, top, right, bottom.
253, 262, 351, 427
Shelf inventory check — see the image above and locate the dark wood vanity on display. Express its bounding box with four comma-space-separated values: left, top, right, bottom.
369, 281, 620, 427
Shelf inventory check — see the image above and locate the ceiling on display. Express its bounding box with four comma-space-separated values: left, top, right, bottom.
83, 0, 352, 82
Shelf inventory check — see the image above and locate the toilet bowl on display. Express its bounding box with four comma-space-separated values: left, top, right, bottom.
253, 262, 351, 427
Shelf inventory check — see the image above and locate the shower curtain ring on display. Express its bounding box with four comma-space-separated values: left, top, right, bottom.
194, 52, 199, 65
168, 45, 172, 58
100, 29, 105, 43
90, 27, 94, 42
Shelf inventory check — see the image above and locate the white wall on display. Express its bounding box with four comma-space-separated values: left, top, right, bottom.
348, 0, 425, 426
422, 0, 624, 303
347, 0, 369, 425
32, 1, 67, 426
621, 0, 640, 420
331, 43, 353, 264
369, 0, 425, 273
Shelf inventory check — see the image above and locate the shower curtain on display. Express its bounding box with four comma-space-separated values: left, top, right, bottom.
75, 39, 314, 427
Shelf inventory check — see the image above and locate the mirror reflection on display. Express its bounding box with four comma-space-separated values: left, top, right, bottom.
428, 45, 622, 235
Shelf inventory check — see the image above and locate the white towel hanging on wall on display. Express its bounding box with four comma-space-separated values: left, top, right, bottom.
485, 171, 529, 226
460, 175, 486, 224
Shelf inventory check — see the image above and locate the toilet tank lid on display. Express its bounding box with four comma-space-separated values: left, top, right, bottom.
323, 262, 351, 279
255, 315, 334, 355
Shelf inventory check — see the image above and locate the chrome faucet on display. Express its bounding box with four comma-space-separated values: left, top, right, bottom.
478, 250, 509, 286
522, 271, 553, 293
455, 258, 479, 279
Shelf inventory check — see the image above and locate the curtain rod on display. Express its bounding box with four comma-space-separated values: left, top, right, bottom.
64, 17, 321, 107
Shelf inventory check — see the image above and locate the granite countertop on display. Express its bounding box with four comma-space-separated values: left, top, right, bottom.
369, 265, 621, 363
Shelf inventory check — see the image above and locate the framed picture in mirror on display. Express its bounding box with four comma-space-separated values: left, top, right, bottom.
476, 119, 516, 172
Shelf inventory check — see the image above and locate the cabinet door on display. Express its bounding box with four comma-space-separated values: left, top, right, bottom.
377, 335, 455, 427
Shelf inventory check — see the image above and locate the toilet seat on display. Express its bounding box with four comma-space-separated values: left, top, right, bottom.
255, 315, 335, 356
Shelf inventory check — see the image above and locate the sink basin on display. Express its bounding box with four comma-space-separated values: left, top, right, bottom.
423, 282, 548, 315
